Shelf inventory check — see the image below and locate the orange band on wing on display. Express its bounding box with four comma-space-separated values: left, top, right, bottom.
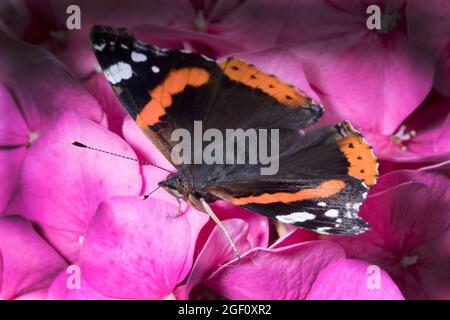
230, 179, 346, 205
137, 68, 210, 127
219, 58, 310, 107
337, 121, 378, 187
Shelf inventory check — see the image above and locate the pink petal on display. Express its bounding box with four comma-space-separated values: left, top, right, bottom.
364, 94, 450, 162
322, 31, 433, 136
176, 219, 252, 299
330, 162, 450, 299
0, 1, 30, 37
408, 0, 450, 96
14, 111, 142, 261
306, 259, 404, 300
232, 48, 321, 102
206, 241, 345, 299
80, 197, 193, 299
211, 0, 289, 51
278, 1, 434, 156
44, 0, 196, 78
372, 160, 450, 194
144, 182, 210, 285
201, 201, 269, 250
0, 216, 66, 300
18, 0, 61, 45
271, 228, 319, 249
45, 1, 242, 78
0, 84, 28, 146
131, 164, 210, 288
0, 148, 26, 215
48, 271, 110, 300
277, 0, 365, 47
84, 73, 128, 135
0, 25, 104, 212
122, 116, 174, 172
15, 289, 48, 300
123, 117, 210, 281
178, 207, 210, 284
131, 24, 243, 58
0, 25, 103, 131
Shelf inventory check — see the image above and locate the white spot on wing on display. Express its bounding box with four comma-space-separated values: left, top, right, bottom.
324, 209, 339, 218
201, 54, 214, 62
151, 65, 160, 73
317, 202, 327, 207
316, 227, 331, 234
104, 62, 133, 84
344, 211, 353, 218
276, 212, 316, 224
94, 43, 106, 51
131, 51, 147, 62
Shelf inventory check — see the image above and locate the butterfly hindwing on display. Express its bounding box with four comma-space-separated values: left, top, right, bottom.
206, 121, 377, 235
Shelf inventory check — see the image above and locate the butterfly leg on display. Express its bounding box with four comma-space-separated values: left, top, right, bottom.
165, 196, 185, 218
200, 198, 241, 260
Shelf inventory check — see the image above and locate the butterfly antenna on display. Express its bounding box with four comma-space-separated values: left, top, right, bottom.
139, 185, 161, 200
71, 140, 172, 173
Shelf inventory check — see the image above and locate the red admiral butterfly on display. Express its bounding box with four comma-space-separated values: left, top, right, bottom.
90, 25, 378, 240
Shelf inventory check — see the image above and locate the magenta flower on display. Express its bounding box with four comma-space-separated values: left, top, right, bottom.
48, 197, 208, 299
34, 1, 250, 134
368, 93, 450, 163
305, 258, 404, 299
11, 111, 142, 261
80, 197, 202, 299
0, 26, 103, 213
0, 0, 448, 301
408, 0, 450, 97
31, 0, 244, 80
330, 161, 450, 299
277, 0, 435, 161
0, 216, 66, 300
178, 220, 403, 300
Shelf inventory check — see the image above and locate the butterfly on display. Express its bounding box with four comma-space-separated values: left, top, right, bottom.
90, 25, 378, 244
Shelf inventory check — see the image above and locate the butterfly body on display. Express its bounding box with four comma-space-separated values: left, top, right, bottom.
91, 25, 378, 235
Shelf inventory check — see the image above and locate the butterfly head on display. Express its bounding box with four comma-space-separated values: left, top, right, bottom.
159, 172, 193, 199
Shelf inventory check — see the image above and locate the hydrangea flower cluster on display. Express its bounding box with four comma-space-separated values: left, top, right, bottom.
0, 0, 448, 300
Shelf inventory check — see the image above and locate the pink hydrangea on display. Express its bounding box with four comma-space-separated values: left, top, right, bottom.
330, 161, 450, 299
0, 25, 103, 214
0, 1, 449, 301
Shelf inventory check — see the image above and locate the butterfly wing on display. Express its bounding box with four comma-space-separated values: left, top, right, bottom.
91, 26, 378, 235
206, 121, 378, 235
90, 25, 322, 167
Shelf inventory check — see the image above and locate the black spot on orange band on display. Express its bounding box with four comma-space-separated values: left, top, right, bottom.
219, 58, 312, 108
336, 121, 378, 187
